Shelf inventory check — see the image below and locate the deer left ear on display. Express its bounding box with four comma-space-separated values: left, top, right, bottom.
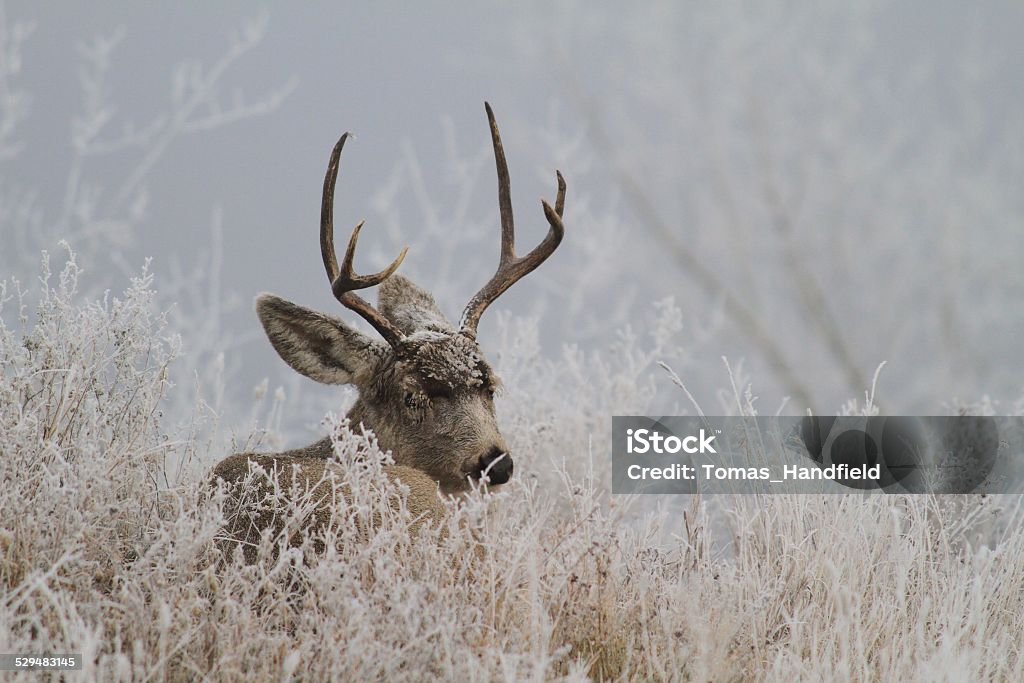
256, 294, 386, 386
377, 274, 454, 334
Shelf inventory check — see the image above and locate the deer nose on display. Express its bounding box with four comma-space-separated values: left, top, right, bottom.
477, 448, 513, 485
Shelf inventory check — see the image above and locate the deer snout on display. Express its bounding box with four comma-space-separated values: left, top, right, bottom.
476, 447, 513, 485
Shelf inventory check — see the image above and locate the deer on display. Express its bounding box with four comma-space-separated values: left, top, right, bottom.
212, 103, 565, 560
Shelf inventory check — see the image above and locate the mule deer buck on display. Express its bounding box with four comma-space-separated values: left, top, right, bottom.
213, 103, 565, 559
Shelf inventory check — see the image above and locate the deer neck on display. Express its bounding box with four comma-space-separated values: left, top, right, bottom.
345, 397, 401, 461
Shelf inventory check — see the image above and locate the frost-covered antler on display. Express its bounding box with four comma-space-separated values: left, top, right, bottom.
460, 102, 566, 338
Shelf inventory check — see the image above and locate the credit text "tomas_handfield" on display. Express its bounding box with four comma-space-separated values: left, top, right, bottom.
625, 463, 883, 481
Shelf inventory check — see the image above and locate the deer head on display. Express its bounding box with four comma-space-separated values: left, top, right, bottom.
255, 103, 565, 494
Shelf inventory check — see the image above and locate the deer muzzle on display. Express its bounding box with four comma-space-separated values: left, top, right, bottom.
477, 448, 513, 486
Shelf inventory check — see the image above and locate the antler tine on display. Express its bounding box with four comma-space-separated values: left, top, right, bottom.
460, 103, 566, 338
486, 102, 516, 268
321, 132, 409, 349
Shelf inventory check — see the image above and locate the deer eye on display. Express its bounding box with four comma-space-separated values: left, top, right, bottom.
403, 392, 416, 408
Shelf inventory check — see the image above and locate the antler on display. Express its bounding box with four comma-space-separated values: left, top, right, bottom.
460, 102, 566, 338
321, 133, 409, 349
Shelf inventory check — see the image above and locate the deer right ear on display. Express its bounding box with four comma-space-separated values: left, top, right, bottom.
255, 294, 385, 385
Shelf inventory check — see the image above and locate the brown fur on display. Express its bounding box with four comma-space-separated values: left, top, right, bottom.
213, 438, 446, 563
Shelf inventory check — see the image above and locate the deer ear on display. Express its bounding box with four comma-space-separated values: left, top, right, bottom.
377, 274, 454, 334
255, 294, 386, 385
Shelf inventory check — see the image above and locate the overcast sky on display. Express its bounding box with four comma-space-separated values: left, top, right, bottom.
6, 2, 1024, 418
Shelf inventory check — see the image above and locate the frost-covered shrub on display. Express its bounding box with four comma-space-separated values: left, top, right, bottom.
2, 253, 1024, 681
0, 248, 181, 590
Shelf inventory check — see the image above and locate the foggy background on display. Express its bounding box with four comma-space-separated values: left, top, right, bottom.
3, 2, 1023, 444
